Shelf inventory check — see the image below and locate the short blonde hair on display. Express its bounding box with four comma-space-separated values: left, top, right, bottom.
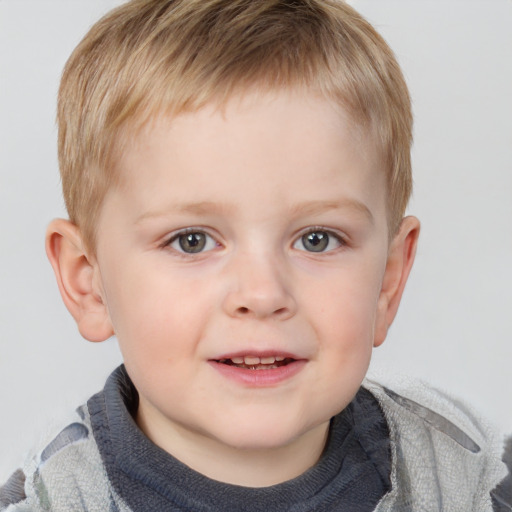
58, 0, 412, 250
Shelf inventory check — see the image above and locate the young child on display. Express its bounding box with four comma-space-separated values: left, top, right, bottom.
1, 0, 510, 510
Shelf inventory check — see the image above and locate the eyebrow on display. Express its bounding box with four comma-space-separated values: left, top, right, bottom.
135, 201, 235, 224
288, 199, 374, 223
135, 198, 373, 224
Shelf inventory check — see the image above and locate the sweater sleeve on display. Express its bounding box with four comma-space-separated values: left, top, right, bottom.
491, 436, 512, 511
0, 469, 27, 510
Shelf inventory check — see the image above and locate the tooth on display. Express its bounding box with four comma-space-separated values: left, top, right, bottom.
244, 356, 261, 365
275, 356, 285, 362
231, 357, 244, 364
260, 356, 276, 364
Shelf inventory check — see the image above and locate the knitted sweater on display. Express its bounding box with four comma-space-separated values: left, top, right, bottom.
1, 366, 509, 511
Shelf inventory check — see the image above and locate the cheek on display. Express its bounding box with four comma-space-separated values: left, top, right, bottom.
104, 262, 218, 356
303, 268, 382, 342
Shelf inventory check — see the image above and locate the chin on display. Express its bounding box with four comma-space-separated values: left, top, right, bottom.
211, 417, 317, 452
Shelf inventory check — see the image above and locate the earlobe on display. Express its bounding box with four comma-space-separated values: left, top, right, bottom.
45, 219, 114, 342
374, 216, 420, 347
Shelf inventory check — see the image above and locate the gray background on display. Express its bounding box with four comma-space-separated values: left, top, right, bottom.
1, 0, 511, 481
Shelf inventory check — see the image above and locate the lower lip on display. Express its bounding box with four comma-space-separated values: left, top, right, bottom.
208, 360, 306, 387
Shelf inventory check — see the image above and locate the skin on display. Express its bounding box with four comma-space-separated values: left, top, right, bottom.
47, 89, 419, 487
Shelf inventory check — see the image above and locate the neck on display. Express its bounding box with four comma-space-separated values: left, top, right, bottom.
136, 406, 330, 487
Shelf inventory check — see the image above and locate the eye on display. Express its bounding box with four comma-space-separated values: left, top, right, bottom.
293, 229, 343, 253
168, 230, 218, 254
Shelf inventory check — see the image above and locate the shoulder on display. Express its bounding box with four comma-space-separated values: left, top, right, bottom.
0, 404, 128, 512
365, 379, 490, 452
364, 379, 509, 512
0, 469, 26, 511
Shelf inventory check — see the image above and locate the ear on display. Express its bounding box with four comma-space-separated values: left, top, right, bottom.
45, 219, 114, 342
374, 216, 420, 347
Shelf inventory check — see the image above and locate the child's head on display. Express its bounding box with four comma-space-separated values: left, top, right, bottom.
57, 0, 412, 253
48, 0, 419, 486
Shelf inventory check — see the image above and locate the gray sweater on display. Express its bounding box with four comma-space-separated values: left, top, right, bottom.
1, 366, 509, 511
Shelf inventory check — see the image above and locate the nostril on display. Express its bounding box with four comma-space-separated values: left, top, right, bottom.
235, 306, 291, 317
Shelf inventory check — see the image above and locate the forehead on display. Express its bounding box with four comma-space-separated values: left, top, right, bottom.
110, 89, 386, 223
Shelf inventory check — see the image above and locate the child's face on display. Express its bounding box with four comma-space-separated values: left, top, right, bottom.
92, 89, 399, 464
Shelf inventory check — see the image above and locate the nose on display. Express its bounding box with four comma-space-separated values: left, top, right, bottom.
221, 251, 297, 320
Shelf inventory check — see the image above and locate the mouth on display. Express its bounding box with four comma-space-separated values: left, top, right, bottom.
216, 355, 295, 371
209, 352, 305, 385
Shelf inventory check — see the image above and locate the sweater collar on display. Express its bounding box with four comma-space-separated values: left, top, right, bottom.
88, 365, 390, 511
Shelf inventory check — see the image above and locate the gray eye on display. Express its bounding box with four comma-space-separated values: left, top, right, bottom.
293, 229, 343, 253
178, 232, 207, 253
302, 231, 329, 252
169, 230, 218, 254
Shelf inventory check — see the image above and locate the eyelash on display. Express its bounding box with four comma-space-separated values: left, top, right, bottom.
162, 228, 220, 257
293, 227, 347, 254
162, 226, 347, 257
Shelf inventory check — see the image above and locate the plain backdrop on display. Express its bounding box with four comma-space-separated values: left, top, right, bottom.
1, 0, 511, 481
